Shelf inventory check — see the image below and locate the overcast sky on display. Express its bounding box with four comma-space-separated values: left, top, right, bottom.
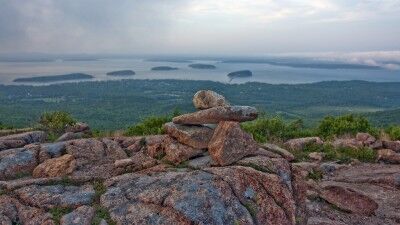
1, 0, 400, 55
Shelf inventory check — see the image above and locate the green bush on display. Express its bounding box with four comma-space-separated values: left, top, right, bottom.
386, 125, 400, 140
291, 142, 376, 163
39, 111, 76, 134
124, 109, 180, 136
317, 114, 374, 139
241, 117, 315, 143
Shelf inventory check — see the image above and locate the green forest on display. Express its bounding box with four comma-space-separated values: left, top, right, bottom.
0, 79, 399, 130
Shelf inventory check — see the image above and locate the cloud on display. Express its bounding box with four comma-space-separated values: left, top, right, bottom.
0, 0, 399, 54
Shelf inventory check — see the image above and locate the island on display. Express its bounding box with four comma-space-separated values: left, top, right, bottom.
13, 73, 94, 83
227, 70, 253, 79
188, 63, 216, 69
106, 70, 135, 76
151, 66, 179, 71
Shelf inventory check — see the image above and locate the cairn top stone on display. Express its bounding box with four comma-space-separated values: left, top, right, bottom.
172, 105, 258, 125
193, 90, 229, 109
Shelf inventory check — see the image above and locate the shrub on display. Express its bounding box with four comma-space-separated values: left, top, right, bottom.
124, 109, 180, 136
290, 142, 376, 163
241, 116, 315, 143
386, 125, 400, 140
317, 114, 374, 139
39, 111, 76, 134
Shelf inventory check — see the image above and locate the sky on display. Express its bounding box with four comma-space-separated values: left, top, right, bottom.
0, 0, 400, 56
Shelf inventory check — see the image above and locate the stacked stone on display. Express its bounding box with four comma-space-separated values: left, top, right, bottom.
164, 90, 259, 166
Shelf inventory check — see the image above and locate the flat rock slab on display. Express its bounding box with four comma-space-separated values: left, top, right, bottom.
172, 106, 258, 125
308, 163, 400, 225
15, 184, 95, 209
164, 122, 214, 149
0, 146, 39, 180
208, 121, 258, 166
0, 195, 54, 224
102, 165, 302, 225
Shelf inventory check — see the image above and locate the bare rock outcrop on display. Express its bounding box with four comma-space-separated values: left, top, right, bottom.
284, 137, 324, 151
0, 131, 46, 151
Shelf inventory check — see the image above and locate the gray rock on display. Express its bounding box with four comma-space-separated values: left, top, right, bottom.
15, 184, 95, 209
57, 132, 84, 142
0, 146, 39, 180
60, 205, 95, 225
0, 131, 46, 151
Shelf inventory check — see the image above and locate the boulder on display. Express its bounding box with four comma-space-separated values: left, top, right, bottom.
33, 154, 76, 178
208, 121, 258, 166
284, 137, 323, 151
60, 205, 95, 225
320, 183, 378, 215
0, 145, 39, 180
308, 152, 324, 161
65, 122, 90, 133
15, 184, 95, 209
377, 149, 400, 164
65, 138, 127, 179
192, 90, 229, 109
163, 122, 214, 149
356, 133, 376, 145
382, 140, 400, 152
172, 106, 258, 125
332, 138, 363, 149
144, 135, 168, 159
38, 142, 67, 162
261, 143, 295, 161
0, 131, 46, 151
56, 132, 84, 142
114, 151, 158, 173
162, 137, 204, 165
186, 155, 214, 169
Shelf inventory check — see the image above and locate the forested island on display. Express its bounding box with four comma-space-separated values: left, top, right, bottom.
1, 79, 399, 130
188, 63, 216, 69
106, 70, 135, 76
227, 70, 253, 79
13, 73, 94, 83
151, 66, 179, 71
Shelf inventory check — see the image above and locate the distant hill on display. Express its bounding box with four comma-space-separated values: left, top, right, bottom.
13, 73, 94, 83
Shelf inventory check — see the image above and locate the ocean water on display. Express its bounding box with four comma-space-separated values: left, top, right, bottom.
0, 58, 399, 85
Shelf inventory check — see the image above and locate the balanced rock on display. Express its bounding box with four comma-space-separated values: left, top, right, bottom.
33, 154, 76, 178
163, 122, 214, 149
163, 137, 205, 165
193, 90, 229, 109
208, 121, 258, 165
173, 106, 258, 125
284, 137, 323, 151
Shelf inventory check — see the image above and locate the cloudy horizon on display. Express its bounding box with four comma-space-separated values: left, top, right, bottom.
1, 0, 400, 56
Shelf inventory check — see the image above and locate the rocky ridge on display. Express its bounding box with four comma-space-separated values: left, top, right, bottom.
0, 90, 307, 225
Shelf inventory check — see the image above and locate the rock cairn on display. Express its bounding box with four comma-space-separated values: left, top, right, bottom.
0, 90, 307, 225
